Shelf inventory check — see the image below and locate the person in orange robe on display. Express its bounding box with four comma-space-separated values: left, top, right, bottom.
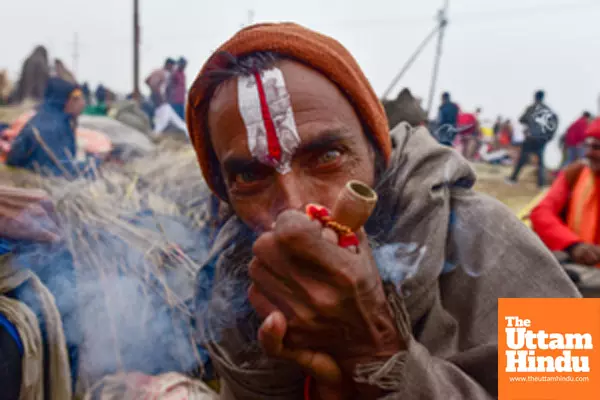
531, 117, 600, 266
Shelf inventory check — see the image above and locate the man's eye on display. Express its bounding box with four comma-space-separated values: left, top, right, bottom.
234, 170, 262, 184
317, 150, 342, 165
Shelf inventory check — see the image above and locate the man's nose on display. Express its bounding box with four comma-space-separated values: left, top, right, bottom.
272, 173, 306, 215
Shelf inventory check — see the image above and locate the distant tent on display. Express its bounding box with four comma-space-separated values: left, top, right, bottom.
11, 46, 50, 103
381, 88, 428, 129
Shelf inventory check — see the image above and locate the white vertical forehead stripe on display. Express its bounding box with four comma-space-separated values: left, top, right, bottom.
237, 67, 300, 174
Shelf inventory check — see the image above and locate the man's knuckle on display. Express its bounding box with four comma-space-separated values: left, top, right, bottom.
284, 332, 304, 349
337, 268, 359, 288
252, 233, 276, 258
313, 295, 340, 316
248, 261, 260, 280
275, 227, 303, 246
294, 311, 314, 327
274, 215, 314, 246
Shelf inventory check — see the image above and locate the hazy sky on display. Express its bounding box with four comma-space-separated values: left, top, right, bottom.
2, 0, 599, 127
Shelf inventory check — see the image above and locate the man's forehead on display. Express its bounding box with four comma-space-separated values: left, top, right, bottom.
210, 60, 352, 114
209, 60, 359, 164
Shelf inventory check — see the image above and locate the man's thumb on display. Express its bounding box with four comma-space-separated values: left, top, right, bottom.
258, 312, 342, 385
283, 348, 342, 386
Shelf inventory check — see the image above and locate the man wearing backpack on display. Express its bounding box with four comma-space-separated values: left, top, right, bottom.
530, 117, 600, 266
506, 90, 559, 187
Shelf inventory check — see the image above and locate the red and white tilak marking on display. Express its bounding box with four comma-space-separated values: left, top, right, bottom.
237, 67, 300, 174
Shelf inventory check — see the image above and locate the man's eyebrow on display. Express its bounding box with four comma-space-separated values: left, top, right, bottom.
295, 129, 350, 154
222, 129, 351, 173
222, 157, 263, 173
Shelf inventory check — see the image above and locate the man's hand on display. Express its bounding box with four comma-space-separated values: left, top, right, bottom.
0, 185, 60, 243
248, 209, 403, 395
571, 243, 600, 266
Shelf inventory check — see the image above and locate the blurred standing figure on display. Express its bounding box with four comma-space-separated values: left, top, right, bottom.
82, 84, 109, 116
510, 120, 525, 162
493, 116, 503, 139
435, 92, 460, 146
81, 82, 91, 104
95, 84, 107, 105
11, 46, 49, 103
563, 111, 592, 166
507, 90, 559, 187
146, 58, 175, 108
168, 57, 188, 120
0, 70, 14, 105
498, 119, 514, 149
457, 107, 482, 160
438, 92, 459, 128
145, 58, 187, 136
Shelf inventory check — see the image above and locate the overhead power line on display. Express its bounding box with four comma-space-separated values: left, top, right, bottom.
381, 25, 440, 99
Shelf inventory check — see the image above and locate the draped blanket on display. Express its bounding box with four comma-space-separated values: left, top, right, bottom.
197, 123, 579, 399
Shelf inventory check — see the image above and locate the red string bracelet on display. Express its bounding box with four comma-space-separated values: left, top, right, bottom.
304, 376, 312, 400
305, 204, 359, 248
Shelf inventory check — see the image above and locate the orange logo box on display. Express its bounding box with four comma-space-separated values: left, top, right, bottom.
499, 298, 600, 400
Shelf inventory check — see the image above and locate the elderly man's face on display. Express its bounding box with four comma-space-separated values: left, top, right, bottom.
585, 137, 600, 173
208, 60, 376, 231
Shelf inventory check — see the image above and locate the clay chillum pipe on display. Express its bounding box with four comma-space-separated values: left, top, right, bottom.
331, 180, 378, 232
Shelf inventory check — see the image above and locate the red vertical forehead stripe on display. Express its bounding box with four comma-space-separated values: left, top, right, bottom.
252, 71, 282, 162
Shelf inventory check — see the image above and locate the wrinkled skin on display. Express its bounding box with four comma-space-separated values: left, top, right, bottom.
208, 60, 402, 398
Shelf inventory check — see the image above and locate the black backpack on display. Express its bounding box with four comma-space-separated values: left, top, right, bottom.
527, 103, 559, 142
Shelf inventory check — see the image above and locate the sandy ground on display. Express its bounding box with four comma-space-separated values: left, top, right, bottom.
472, 163, 544, 214
0, 102, 36, 124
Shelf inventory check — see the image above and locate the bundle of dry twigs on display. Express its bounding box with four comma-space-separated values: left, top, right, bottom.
3, 141, 216, 393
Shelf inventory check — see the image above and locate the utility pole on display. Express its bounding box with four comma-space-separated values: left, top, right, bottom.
72, 32, 80, 77
426, 0, 449, 119
133, 0, 141, 100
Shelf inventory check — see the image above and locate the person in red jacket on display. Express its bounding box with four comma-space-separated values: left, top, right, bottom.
562, 111, 592, 166
531, 117, 600, 266
457, 108, 481, 160
168, 57, 187, 119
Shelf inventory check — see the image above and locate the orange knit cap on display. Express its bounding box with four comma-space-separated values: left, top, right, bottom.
586, 118, 600, 141
186, 22, 391, 198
